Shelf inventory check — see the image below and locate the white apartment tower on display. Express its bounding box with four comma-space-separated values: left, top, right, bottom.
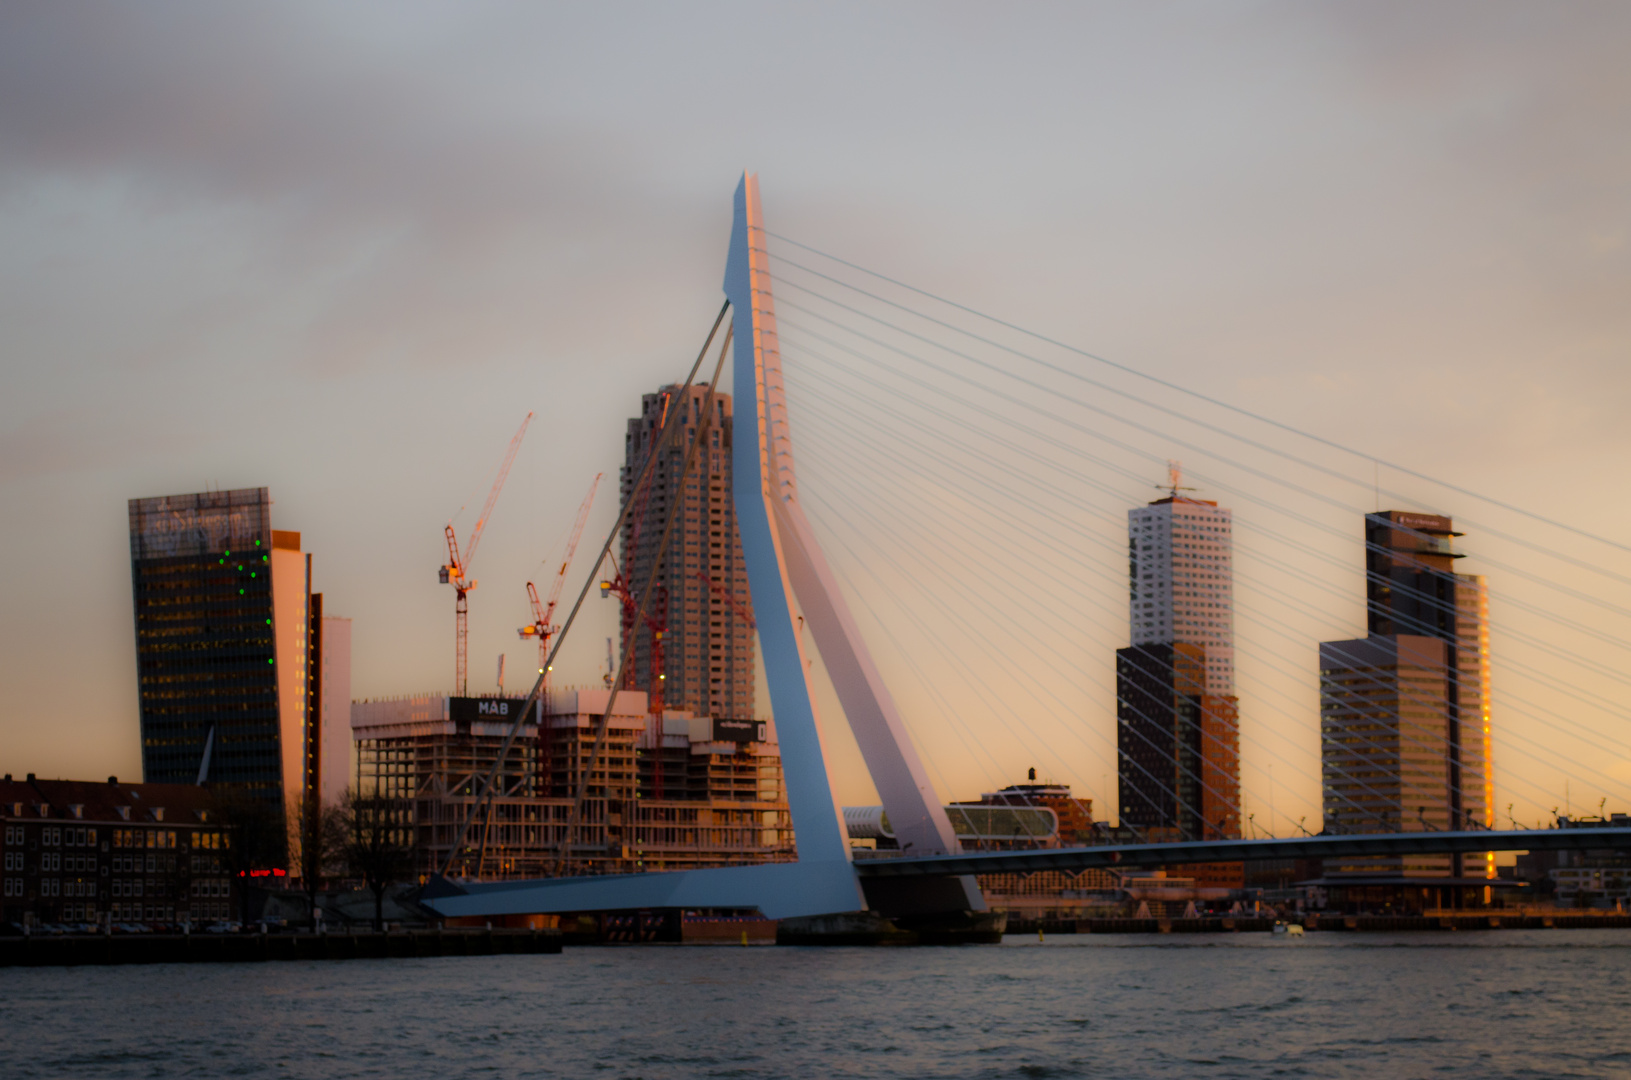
1128, 487, 1235, 696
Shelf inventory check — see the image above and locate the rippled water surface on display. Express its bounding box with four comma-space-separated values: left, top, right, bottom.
5, 931, 1631, 1079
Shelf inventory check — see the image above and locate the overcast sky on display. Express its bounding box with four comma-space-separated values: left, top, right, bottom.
2, 3, 1627, 823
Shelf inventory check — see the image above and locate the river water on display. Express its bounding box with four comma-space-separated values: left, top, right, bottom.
4, 930, 1629, 1079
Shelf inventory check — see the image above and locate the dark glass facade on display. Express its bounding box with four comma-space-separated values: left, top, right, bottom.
1117, 643, 1241, 843
1366, 511, 1464, 640
128, 489, 282, 802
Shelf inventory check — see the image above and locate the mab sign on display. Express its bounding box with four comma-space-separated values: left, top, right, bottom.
449, 697, 533, 727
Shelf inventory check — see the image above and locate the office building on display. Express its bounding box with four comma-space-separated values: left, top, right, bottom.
618, 385, 755, 725
1117, 643, 1241, 842
1128, 487, 1235, 695
1319, 635, 1456, 876
1118, 486, 1241, 842
971, 775, 1096, 845
316, 614, 353, 809
1319, 511, 1495, 898
128, 488, 349, 824
1364, 511, 1493, 840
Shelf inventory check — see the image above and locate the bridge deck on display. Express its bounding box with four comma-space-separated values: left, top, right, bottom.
853, 827, 1631, 878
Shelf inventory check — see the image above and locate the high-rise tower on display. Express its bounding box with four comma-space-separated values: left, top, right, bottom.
1364, 510, 1491, 840
1118, 479, 1240, 841
1320, 511, 1494, 888
128, 488, 326, 822
619, 384, 756, 721
1128, 486, 1235, 694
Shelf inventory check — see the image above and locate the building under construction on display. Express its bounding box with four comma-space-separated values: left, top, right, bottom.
615, 384, 756, 734
352, 689, 792, 881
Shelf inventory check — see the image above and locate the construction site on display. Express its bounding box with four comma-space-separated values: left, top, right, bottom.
352, 690, 792, 881
351, 375, 793, 885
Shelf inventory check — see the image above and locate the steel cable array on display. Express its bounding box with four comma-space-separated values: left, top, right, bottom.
758, 237, 1630, 834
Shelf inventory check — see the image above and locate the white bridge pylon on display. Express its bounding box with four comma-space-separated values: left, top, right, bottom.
730, 172, 965, 863
422, 174, 974, 922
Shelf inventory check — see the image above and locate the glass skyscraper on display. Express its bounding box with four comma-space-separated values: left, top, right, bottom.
128, 488, 315, 818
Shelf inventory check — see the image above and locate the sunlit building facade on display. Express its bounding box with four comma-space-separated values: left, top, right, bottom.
1320, 511, 1495, 890
1118, 491, 1241, 842
619, 385, 756, 723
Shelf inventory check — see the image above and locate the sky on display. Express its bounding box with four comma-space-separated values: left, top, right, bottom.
1, 2, 1628, 828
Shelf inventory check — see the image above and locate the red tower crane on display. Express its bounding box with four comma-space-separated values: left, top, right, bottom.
441, 411, 533, 697
600, 560, 669, 797
694, 569, 755, 629
599, 564, 668, 716
520, 473, 602, 686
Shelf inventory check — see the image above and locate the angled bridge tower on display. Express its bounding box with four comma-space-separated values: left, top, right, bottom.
725, 174, 966, 862
421, 174, 978, 922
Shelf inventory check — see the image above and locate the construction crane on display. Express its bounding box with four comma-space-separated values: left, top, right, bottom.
441, 411, 533, 697
600, 558, 669, 796
694, 569, 754, 629
600, 561, 668, 714
520, 473, 602, 686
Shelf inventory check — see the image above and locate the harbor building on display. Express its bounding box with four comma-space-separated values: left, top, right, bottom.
0, 775, 236, 928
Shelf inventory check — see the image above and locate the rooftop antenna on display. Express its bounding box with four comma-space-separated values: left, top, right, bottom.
1159, 459, 1199, 499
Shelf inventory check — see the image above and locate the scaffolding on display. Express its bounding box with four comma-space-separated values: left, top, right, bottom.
353, 690, 794, 881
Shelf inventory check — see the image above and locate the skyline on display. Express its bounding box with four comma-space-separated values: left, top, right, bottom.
3, 4, 1629, 831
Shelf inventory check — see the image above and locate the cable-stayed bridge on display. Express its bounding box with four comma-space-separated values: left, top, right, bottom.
422, 174, 1631, 924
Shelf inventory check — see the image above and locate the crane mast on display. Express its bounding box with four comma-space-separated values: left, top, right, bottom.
442, 411, 533, 696
600, 560, 669, 797
695, 569, 755, 629
520, 473, 602, 690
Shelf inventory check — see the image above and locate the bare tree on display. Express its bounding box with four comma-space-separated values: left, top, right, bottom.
290, 796, 346, 928
338, 789, 416, 931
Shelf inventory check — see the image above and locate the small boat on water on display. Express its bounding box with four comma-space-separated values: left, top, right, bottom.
1272, 921, 1305, 937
